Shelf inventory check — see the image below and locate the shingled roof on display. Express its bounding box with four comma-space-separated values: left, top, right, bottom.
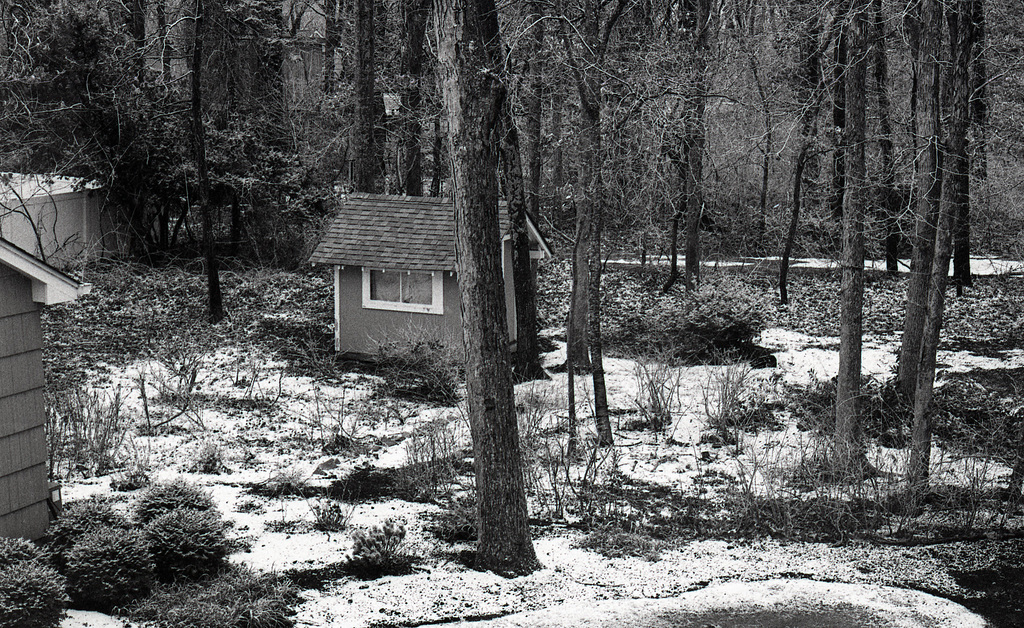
310, 193, 548, 272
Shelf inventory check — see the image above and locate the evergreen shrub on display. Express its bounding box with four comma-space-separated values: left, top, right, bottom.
0, 536, 44, 567
0, 555, 69, 628
129, 565, 299, 628
134, 479, 217, 524
605, 274, 766, 364
64, 526, 155, 611
42, 496, 130, 569
347, 519, 411, 578
146, 509, 228, 581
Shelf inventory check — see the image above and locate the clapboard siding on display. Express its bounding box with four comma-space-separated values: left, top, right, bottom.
0, 464, 47, 514
0, 350, 46, 401
0, 310, 43, 357
0, 271, 35, 318
0, 425, 46, 478
0, 263, 49, 539
0, 502, 49, 540
0, 389, 45, 439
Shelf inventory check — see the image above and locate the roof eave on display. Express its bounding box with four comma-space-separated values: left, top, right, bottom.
0, 239, 91, 305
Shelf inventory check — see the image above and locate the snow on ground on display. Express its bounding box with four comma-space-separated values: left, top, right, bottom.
57, 315, 1024, 628
608, 255, 1024, 276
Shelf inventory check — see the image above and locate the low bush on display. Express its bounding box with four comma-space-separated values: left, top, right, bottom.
330, 464, 398, 501
307, 498, 354, 533
374, 327, 463, 404
42, 496, 131, 570
787, 376, 910, 447
396, 418, 466, 502
64, 526, 155, 611
0, 536, 44, 567
134, 479, 217, 524
347, 519, 412, 578
0, 560, 69, 628
146, 509, 229, 581
577, 526, 665, 561
604, 273, 766, 364
129, 565, 299, 628
425, 495, 477, 542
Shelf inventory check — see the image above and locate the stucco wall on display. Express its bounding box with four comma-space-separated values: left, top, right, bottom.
335, 266, 464, 356
0, 264, 49, 539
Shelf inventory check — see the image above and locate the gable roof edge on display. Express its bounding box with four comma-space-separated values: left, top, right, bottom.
0, 238, 92, 305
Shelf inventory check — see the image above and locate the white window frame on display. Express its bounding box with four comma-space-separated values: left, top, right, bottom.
361, 267, 444, 315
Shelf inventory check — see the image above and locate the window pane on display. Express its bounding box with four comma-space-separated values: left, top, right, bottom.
402, 273, 433, 304
370, 270, 401, 302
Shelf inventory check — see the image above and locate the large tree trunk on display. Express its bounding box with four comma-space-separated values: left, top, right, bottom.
400, 0, 430, 196
828, 10, 848, 222
834, 0, 868, 471
498, 101, 546, 382
953, 0, 986, 293
780, 0, 824, 305
436, 0, 541, 577
898, 0, 942, 399
872, 0, 899, 276
907, 0, 972, 491
191, 0, 223, 323
324, 0, 338, 94
683, 0, 711, 291
524, 0, 545, 217
353, 0, 383, 192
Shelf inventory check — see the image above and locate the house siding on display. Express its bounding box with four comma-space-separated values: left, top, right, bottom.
335, 266, 463, 356
0, 189, 119, 267
0, 264, 50, 539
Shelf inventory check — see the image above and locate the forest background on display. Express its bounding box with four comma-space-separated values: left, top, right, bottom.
2, 0, 1022, 273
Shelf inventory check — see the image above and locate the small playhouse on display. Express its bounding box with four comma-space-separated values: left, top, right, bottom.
1, 173, 122, 267
0, 238, 90, 539
310, 193, 551, 357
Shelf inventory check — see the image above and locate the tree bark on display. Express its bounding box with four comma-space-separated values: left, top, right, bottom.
663, 138, 686, 293
129, 0, 146, 79
324, 0, 338, 94
190, 0, 223, 323
550, 83, 564, 199
780, 0, 824, 305
872, 0, 899, 276
400, 0, 430, 196
683, 0, 711, 291
908, 0, 972, 491
898, 0, 942, 399
828, 8, 848, 222
524, 0, 545, 217
354, 0, 383, 192
498, 100, 546, 382
436, 0, 541, 577
834, 0, 868, 472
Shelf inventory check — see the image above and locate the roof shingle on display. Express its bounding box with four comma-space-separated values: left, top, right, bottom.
309, 193, 516, 272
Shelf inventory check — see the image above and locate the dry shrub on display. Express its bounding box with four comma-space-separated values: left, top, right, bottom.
46, 386, 131, 478
374, 326, 463, 404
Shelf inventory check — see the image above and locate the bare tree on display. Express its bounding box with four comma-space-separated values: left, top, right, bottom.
191, 0, 223, 322
780, 0, 826, 305
400, 0, 431, 196
834, 0, 868, 471
898, 0, 942, 399
436, 0, 542, 576
907, 0, 974, 491
354, 0, 384, 192
498, 99, 546, 381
